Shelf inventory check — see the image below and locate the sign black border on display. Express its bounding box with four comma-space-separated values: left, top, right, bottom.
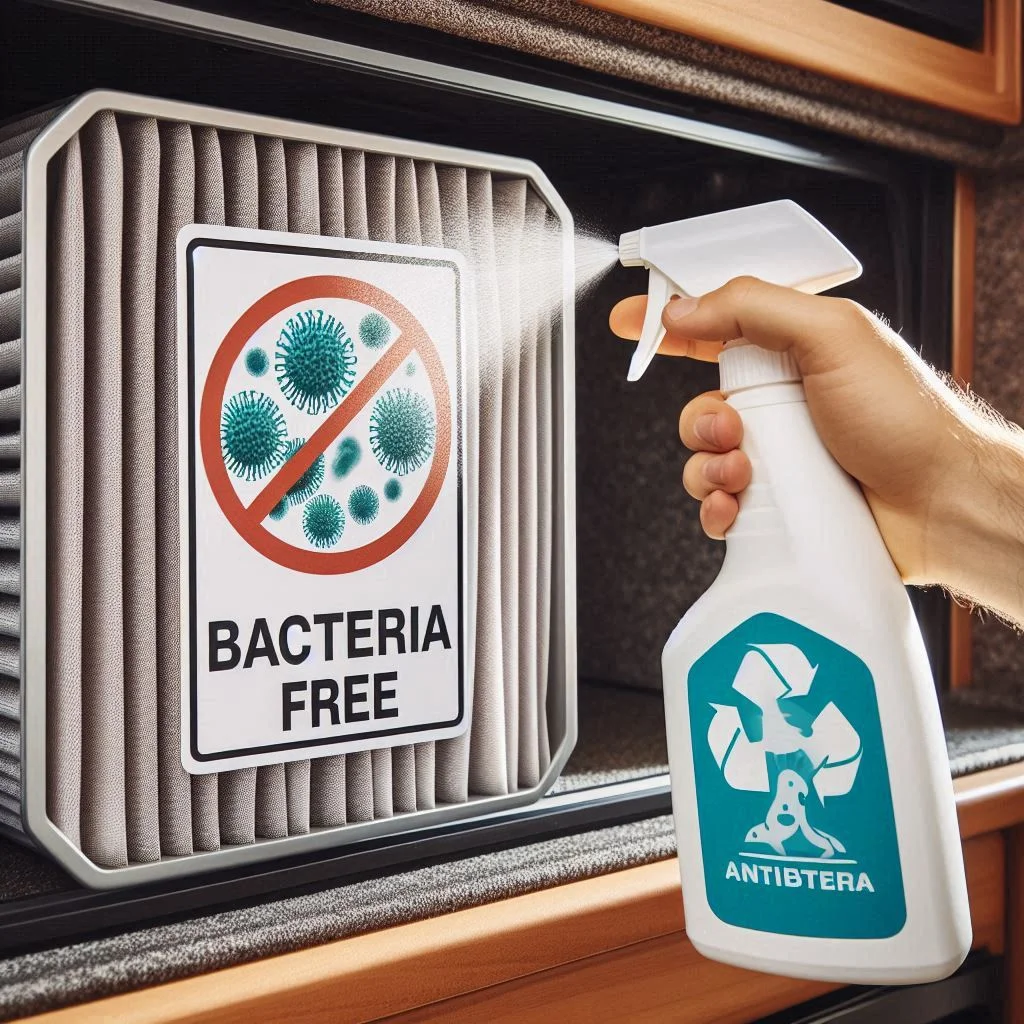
186, 235, 466, 764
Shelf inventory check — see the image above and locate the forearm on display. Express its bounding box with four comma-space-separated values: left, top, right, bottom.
931, 423, 1024, 628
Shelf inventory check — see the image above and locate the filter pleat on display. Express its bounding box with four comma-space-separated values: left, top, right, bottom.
535, 217, 558, 775
309, 142, 348, 831
411, 160, 444, 812
318, 146, 345, 240
517, 192, 546, 789
0, 126, 44, 162
118, 116, 161, 865
216, 129, 260, 847
252, 135, 290, 841
0, 595, 17, 640
493, 180, 526, 792
339, 149, 374, 827
0, 750, 19, 777
155, 120, 196, 857
0, 159, 22, 220
282, 139, 321, 838
0, 434, 17, 463
389, 156, 421, 817
0, 773, 19, 800
0, 107, 57, 145
0, 518, 16, 550
0, 715, 18, 755
434, 165, 473, 806
0, 289, 19, 344
0, 552, 16, 596
0, 254, 19, 294
0, 339, 20, 385
0, 675, 17, 720
466, 170, 508, 797
364, 152, 397, 821
188, 125, 227, 854
0, 214, 20, 262
78, 113, 129, 868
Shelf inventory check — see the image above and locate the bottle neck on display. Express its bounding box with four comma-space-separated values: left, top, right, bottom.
721, 382, 877, 573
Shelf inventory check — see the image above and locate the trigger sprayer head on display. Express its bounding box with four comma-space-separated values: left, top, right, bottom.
617, 200, 862, 383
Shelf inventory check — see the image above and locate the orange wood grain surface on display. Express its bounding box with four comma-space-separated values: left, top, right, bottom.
575, 0, 1022, 124
22, 830, 1005, 1024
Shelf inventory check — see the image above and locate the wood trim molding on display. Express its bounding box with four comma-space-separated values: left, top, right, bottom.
956, 761, 1024, 838
950, 171, 977, 689
575, 0, 1022, 124
23, 833, 1004, 1024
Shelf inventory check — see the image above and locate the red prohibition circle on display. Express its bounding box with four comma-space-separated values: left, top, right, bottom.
199, 275, 452, 575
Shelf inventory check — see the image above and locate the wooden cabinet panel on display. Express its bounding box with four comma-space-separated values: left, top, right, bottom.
575, 0, 1022, 124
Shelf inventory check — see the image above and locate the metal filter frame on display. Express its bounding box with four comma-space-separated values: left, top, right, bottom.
18, 89, 578, 887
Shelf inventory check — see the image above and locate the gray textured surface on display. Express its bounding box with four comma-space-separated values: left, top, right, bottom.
314, 0, 1012, 167
0, 814, 677, 1021
970, 170, 1024, 690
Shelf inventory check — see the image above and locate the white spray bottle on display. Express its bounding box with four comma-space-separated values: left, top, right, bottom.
620, 200, 971, 984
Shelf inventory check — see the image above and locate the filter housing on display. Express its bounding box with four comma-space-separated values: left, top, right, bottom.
5, 91, 576, 887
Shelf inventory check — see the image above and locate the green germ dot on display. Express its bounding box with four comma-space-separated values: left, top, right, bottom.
268, 498, 289, 522
359, 312, 391, 350
276, 308, 357, 414
282, 438, 325, 505
369, 388, 436, 476
220, 390, 287, 481
245, 347, 269, 377
303, 494, 344, 549
348, 484, 380, 526
383, 478, 402, 502
405, 361, 416, 377
332, 436, 361, 479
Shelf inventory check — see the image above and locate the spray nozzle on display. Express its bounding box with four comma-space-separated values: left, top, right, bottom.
617, 200, 862, 383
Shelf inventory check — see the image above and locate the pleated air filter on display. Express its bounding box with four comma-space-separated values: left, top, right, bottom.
3, 92, 576, 887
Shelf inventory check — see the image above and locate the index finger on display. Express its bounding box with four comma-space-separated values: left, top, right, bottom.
609, 295, 725, 363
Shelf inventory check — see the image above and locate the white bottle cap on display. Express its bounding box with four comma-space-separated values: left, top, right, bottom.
718, 339, 800, 394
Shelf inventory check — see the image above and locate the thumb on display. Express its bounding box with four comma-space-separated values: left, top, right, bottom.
662, 276, 868, 378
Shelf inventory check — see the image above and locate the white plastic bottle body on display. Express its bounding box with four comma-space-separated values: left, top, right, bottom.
663, 381, 971, 985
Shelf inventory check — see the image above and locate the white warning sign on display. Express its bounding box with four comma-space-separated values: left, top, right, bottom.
177, 224, 468, 774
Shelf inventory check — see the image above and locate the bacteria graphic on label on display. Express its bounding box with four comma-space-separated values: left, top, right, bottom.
369, 387, 436, 476
359, 311, 391, 350
268, 498, 289, 522
303, 494, 344, 549
383, 477, 402, 502
276, 308, 357, 414
405, 361, 416, 377
245, 347, 269, 377
221, 390, 287, 481
282, 438, 325, 505
332, 436, 361, 479
348, 484, 380, 526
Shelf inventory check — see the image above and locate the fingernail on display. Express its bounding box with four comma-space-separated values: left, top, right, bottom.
702, 455, 726, 485
694, 414, 718, 446
665, 295, 699, 323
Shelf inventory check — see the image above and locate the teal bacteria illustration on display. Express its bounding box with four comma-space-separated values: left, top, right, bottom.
369, 388, 436, 476
268, 498, 289, 522
332, 436, 361, 479
348, 484, 380, 526
221, 390, 287, 481
282, 438, 325, 505
359, 312, 391, 350
276, 308, 357, 414
245, 347, 269, 377
303, 494, 344, 549
405, 361, 416, 377
383, 478, 402, 502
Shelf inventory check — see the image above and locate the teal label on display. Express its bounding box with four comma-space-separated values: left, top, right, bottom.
687, 612, 905, 939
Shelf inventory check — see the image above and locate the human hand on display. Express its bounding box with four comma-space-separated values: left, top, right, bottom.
609, 277, 1024, 624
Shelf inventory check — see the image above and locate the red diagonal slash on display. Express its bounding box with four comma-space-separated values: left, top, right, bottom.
200, 275, 452, 575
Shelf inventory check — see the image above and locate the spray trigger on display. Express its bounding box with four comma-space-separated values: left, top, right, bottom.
627, 267, 677, 382
618, 200, 862, 383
